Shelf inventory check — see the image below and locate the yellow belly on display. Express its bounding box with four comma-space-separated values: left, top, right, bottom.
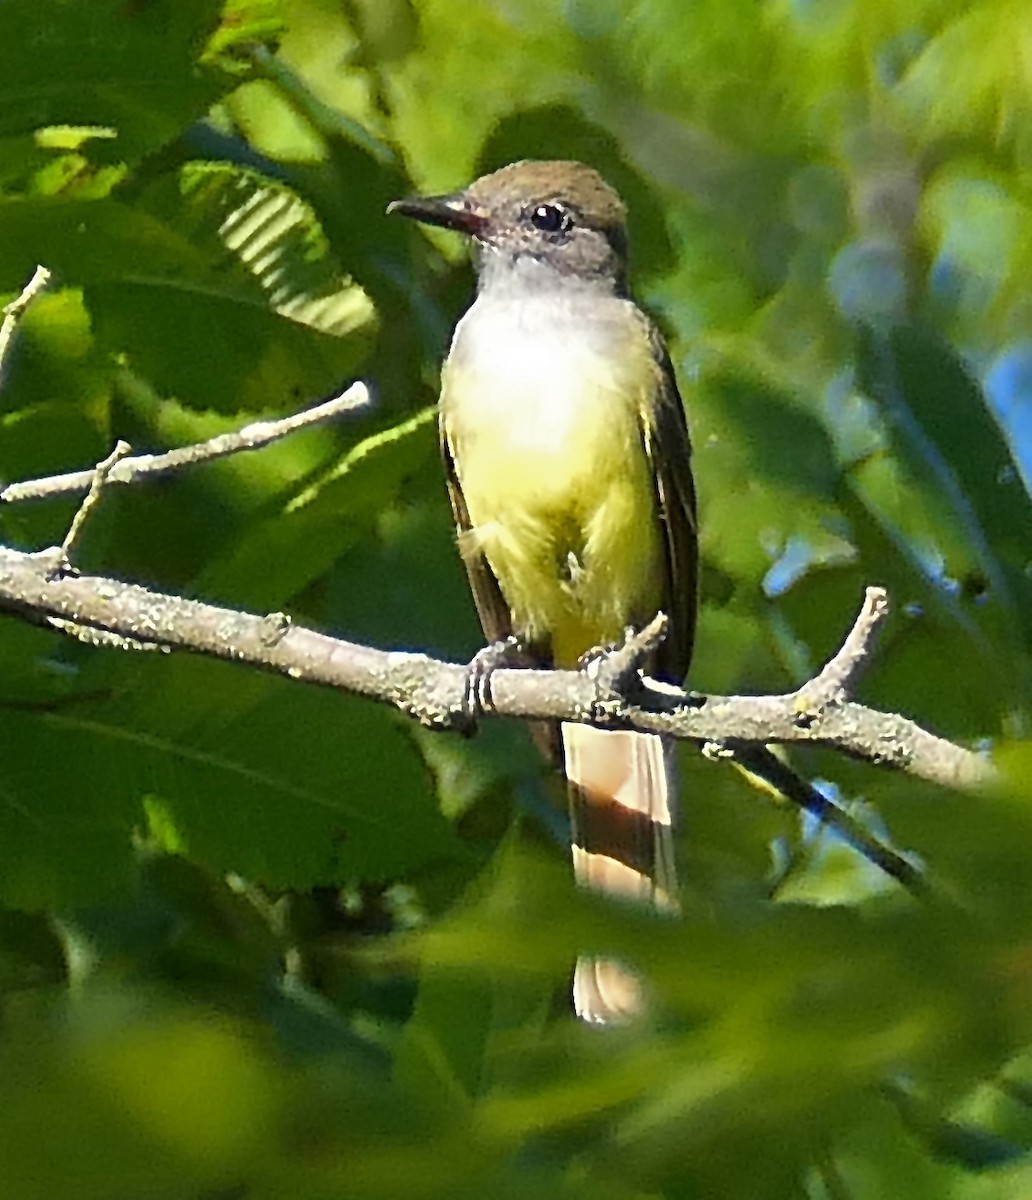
441, 297, 664, 667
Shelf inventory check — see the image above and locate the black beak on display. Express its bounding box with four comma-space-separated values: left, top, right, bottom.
386, 192, 488, 237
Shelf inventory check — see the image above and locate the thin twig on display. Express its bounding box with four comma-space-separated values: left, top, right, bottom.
733, 744, 932, 898
60, 440, 132, 559
0, 265, 53, 383
0, 381, 373, 504
794, 585, 890, 712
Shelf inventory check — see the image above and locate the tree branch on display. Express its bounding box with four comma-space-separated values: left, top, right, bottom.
0, 544, 993, 792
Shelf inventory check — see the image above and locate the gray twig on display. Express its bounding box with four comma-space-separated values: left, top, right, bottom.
794, 585, 890, 713
0, 265, 53, 384
1, 381, 373, 504
60, 440, 132, 560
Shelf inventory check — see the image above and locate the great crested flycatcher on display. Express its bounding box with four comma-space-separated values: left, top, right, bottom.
389, 160, 698, 1024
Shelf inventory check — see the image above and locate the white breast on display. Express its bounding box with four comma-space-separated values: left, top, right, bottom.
441, 294, 650, 490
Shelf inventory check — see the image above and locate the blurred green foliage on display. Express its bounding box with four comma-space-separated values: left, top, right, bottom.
2, 0, 1032, 1195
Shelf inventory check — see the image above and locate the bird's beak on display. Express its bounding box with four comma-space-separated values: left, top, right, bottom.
386, 191, 488, 237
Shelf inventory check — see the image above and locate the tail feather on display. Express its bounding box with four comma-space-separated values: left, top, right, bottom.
562, 723, 678, 1024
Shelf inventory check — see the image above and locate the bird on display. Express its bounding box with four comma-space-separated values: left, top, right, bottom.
389, 160, 697, 1023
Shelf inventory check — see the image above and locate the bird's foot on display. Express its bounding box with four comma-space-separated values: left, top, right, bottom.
578, 616, 669, 718
462, 636, 529, 734
577, 636, 630, 724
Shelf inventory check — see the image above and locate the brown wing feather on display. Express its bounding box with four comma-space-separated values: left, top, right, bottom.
641, 320, 699, 685
440, 416, 561, 762
439, 417, 512, 645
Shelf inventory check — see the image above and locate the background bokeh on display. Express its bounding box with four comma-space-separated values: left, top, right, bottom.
2, 1, 1032, 1196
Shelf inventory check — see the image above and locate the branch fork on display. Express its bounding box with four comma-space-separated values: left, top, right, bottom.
791, 586, 890, 719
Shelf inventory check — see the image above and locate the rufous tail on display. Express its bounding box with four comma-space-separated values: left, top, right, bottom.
562, 724, 678, 1024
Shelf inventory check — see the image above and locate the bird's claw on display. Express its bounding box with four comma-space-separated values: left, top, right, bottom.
462, 636, 527, 733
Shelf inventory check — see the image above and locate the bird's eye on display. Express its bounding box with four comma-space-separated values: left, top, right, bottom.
529, 204, 570, 234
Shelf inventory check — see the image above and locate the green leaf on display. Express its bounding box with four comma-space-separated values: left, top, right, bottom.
142, 161, 377, 340
859, 325, 1032, 608
193, 407, 437, 608
0, 172, 375, 411
0, 663, 459, 910
0, 1004, 280, 1199
0, 0, 228, 166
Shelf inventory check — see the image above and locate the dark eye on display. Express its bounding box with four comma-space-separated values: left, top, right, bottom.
529, 204, 569, 234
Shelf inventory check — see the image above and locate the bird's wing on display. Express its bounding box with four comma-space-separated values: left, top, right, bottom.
439, 415, 513, 646
440, 415, 561, 762
641, 319, 699, 684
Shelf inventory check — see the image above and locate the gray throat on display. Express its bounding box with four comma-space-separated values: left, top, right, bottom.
473, 245, 625, 301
